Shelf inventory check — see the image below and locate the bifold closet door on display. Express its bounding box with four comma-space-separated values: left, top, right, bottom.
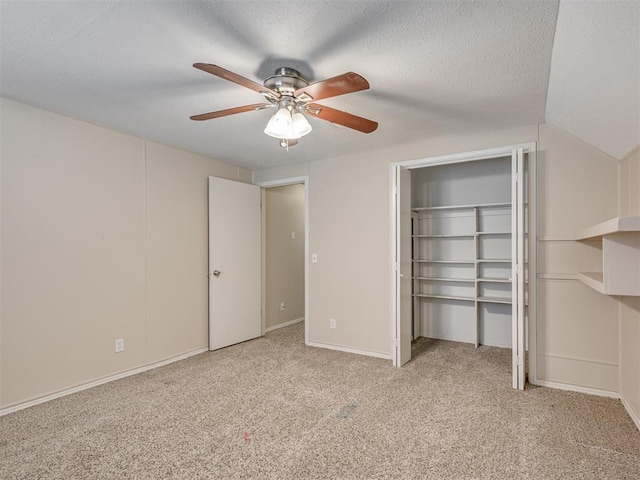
511, 148, 526, 390
396, 166, 413, 367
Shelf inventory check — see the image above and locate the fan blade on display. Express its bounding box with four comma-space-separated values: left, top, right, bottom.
193, 63, 280, 98
190, 103, 272, 121
295, 72, 369, 102
305, 103, 378, 133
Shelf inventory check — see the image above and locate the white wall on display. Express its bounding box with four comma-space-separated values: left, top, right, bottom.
264, 184, 305, 330
619, 147, 640, 426
0, 98, 251, 408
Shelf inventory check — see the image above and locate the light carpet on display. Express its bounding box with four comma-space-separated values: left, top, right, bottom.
1, 322, 639, 479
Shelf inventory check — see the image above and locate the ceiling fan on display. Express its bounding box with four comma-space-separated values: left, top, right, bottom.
190, 63, 378, 148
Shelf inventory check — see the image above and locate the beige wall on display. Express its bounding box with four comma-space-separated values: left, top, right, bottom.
264, 185, 305, 330
0, 98, 251, 408
2, 95, 635, 414
256, 125, 539, 356
255, 123, 626, 395
619, 147, 640, 425
537, 124, 620, 393
619, 147, 640, 217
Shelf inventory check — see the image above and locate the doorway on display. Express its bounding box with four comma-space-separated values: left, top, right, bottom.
207, 176, 309, 351
258, 177, 310, 345
390, 145, 537, 390
262, 183, 306, 337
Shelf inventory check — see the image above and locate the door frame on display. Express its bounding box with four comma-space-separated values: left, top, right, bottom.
256, 176, 310, 345
389, 144, 538, 386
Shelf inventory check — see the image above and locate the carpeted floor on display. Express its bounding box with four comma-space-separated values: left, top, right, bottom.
1, 322, 639, 479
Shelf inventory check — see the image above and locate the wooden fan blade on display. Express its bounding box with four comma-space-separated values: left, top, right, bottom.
306, 103, 378, 133
190, 103, 272, 121
193, 63, 280, 98
295, 72, 369, 102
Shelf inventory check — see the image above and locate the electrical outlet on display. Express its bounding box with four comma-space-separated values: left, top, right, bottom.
280, 302, 285, 312
291, 231, 296, 240
330, 318, 336, 329
115, 338, 124, 353
312, 253, 318, 263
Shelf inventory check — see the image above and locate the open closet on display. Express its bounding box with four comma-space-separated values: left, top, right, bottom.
392, 145, 535, 390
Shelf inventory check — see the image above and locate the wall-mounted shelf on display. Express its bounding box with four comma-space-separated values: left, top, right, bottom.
575, 216, 640, 240
575, 216, 640, 296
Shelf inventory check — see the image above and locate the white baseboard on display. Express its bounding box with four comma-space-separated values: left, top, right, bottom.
306, 341, 391, 360
621, 396, 640, 431
533, 379, 620, 399
264, 317, 304, 333
0, 346, 209, 417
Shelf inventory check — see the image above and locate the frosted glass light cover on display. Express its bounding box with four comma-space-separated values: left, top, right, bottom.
264, 107, 293, 138
264, 107, 312, 140
291, 111, 312, 137
264, 108, 293, 138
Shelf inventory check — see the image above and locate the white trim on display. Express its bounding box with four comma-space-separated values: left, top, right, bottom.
537, 234, 577, 241
540, 352, 619, 367
257, 176, 308, 188
537, 273, 579, 281
256, 176, 309, 346
534, 379, 620, 399
389, 164, 399, 366
264, 317, 304, 332
306, 341, 392, 360
260, 188, 266, 335
621, 396, 640, 431
528, 145, 538, 385
400, 144, 535, 170
0, 347, 208, 417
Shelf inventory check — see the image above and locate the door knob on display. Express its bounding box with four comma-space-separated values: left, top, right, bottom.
212, 270, 221, 277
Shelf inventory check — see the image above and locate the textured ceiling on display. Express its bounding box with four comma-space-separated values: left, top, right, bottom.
1, 1, 561, 170
546, 0, 639, 160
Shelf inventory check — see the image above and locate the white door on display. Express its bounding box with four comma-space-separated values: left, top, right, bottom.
208, 177, 262, 350
511, 148, 526, 389
396, 166, 413, 366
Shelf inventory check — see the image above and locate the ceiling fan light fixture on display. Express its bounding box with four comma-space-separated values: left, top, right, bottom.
191, 63, 377, 144
264, 104, 312, 140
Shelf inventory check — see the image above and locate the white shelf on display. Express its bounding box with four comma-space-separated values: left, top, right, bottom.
412, 234, 475, 238
575, 216, 640, 240
413, 232, 511, 237
413, 293, 475, 302
413, 277, 475, 283
478, 296, 512, 305
575, 216, 640, 296
413, 202, 511, 212
577, 272, 605, 294
477, 259, 511, 263
476, 231, 511, 236
414, 295, 524, 305
477, 277, 512, 283
413, 259, 475, 264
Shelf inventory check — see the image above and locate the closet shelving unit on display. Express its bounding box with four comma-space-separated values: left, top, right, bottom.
412, 202, 524, 347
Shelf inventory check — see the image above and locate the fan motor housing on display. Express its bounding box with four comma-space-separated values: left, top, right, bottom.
264, 67, 309, 96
